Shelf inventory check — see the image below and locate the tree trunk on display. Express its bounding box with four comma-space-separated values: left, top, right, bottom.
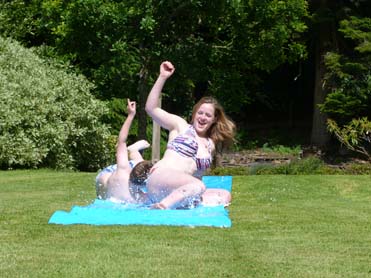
310, 40, 330, 147
137, 64, 148, 141
310, 0, 337, 147
138, 61, 161, 162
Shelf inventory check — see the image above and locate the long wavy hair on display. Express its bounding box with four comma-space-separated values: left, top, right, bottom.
191, 96, 236, 147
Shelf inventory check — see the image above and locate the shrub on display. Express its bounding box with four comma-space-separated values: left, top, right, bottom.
211, 166, 249, 176
0, 36, 111, 170
342, 163, 371, 175
327, 118, 371, 161
261, 143, 302, 156
253, 157, 325, 175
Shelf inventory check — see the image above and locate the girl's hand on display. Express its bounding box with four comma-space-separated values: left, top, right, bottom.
160, 61, 175, 79
127, 99, 136, 116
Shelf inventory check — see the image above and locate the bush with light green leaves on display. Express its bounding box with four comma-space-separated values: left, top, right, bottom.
0, 37, 111, 170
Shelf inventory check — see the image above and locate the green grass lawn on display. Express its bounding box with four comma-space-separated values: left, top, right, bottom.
1, 170, 370, 277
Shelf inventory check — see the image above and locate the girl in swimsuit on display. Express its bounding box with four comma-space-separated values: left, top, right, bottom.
95, 99, 153, 203
145, 61, 236, 209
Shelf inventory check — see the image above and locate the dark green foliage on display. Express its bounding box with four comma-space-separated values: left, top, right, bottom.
206, 0, 309, 119
0, 0, 42, 44
320, 15, 371, 158
103, 98, 134, 134
320, 16, 371, 122
0, 37, 111, 170
0, 0, 310, 135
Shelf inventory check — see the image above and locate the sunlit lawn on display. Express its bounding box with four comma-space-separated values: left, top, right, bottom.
1, 170, 370, 277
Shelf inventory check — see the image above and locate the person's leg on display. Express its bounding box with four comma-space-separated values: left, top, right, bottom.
127, 140, 150, 164
201, 189, 231, 207
147, 168, 206, 209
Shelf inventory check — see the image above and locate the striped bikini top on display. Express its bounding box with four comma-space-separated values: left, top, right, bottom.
167, 125, 212, 171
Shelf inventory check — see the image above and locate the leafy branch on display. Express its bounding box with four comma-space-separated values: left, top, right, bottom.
327, 118, 371, 160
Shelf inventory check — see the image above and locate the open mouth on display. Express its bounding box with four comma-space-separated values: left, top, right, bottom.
198, 121, 207, 128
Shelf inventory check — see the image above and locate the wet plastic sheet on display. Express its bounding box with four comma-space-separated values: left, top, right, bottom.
48, 176, 232, 228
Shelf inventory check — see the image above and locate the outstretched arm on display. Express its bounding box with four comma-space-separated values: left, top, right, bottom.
116, 99, 136, 167
145, 61, 185, 131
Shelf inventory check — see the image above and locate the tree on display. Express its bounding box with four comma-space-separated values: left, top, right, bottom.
0, 36, 111, 170
320, 13, 371, 159
208, 0, 308, 118
308, 0, 371, 148
308, 0, 337, 147
0, 0, 310, 152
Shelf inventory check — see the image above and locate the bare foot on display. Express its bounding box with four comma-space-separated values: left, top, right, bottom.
128, 140, 150, 152
201, 189, 231, 207
150, 203, 167, 210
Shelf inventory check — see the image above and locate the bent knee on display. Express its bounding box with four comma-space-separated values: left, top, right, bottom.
218, 189, 232, 201
193, 180, 206, 194
201, 189, 231, 206
180, 180, 205, 196
198, 181, 206, 192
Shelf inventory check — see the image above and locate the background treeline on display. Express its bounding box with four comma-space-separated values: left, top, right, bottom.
0, 0, 370, 170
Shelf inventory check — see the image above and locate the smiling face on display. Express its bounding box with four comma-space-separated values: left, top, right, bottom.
192, 103, 215, 136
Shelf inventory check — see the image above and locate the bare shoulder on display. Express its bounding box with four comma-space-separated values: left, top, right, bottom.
176, 117, 190, 132
167, 118, 190, 140
168, 113, 188, 131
